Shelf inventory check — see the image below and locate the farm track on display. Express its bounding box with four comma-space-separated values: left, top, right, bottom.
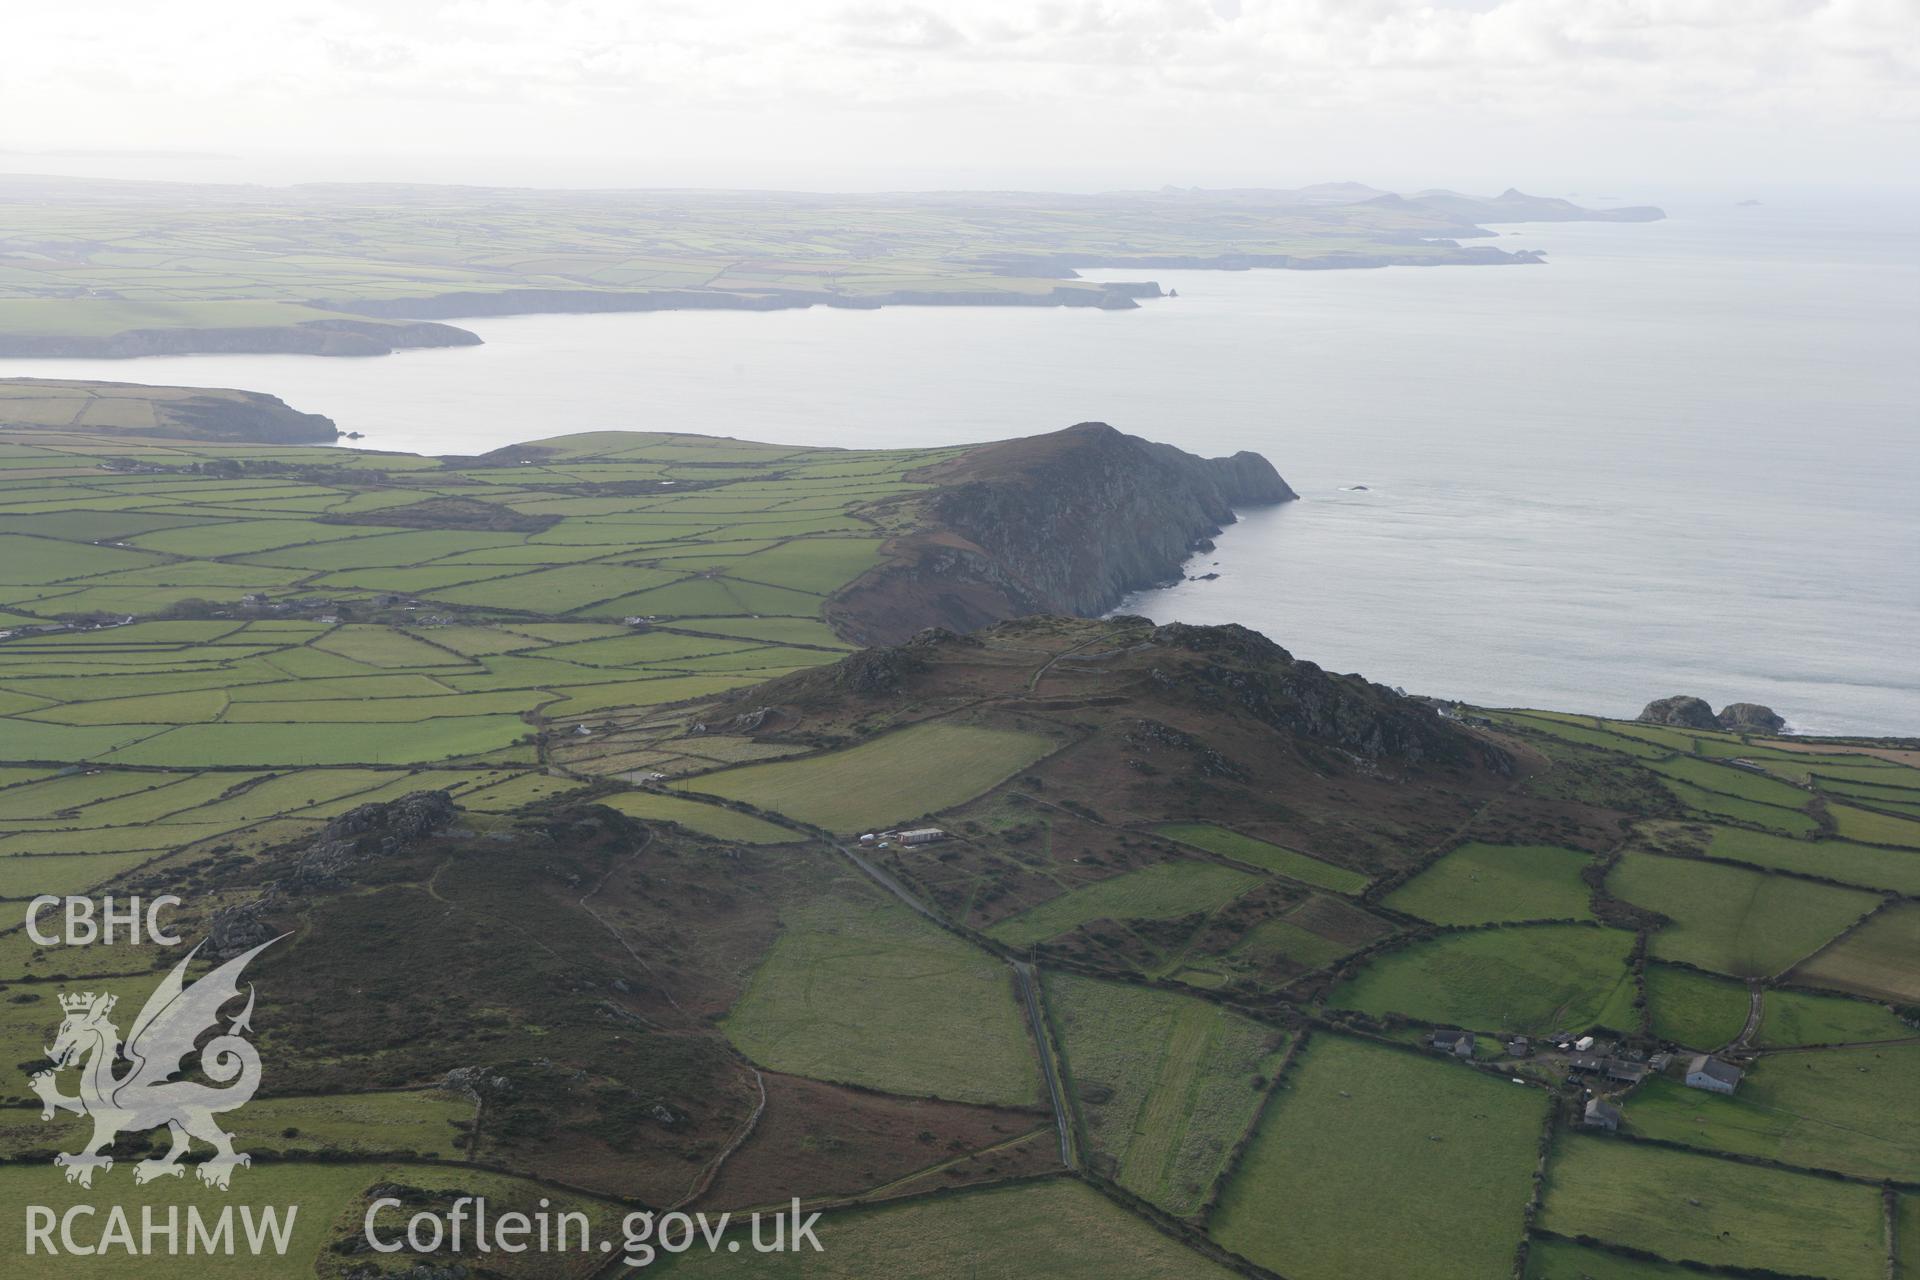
1727, 980, 1765, 1051
426, 853, 566, 964
673, 1066, 767, 1211
577, 825, 682, 1014
1022, 633, 1106, 695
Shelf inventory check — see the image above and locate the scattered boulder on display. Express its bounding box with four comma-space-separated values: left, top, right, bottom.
1637, 695, 1720, 730
705, 706, 778, 734
441, 1066, 512, 1101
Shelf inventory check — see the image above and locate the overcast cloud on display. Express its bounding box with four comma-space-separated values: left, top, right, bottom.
2, 0, 1915, 190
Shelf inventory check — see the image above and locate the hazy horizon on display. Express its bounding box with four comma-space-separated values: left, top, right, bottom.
4, 1, 1915, 194
2, 160, 1911, 207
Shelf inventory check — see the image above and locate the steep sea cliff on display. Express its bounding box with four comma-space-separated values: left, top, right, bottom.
830, 422, 1294, 644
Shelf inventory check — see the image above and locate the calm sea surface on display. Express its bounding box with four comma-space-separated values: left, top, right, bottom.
9, 198, 1917, 734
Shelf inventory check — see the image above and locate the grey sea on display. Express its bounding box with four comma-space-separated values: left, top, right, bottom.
9, 195, 1917, 735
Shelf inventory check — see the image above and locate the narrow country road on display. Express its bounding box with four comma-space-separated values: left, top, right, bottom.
836, 839, 1076, 1169
835, 840, 944, 924
1014, 959, 1076, 1170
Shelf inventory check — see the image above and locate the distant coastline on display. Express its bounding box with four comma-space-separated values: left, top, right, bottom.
0, 178, 1660, 360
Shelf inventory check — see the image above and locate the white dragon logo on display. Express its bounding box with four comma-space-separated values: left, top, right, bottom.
27, 936, 281, 1190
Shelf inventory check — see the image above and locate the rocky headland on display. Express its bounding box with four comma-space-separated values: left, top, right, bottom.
0, 377, 342, 443
0, 317, 479, 359
829, 422, 1294, 644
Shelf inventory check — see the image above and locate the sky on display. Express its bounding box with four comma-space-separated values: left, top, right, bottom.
2, 0, 1915, 192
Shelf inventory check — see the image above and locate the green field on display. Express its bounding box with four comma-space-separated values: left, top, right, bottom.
725, 537, 887, 593
676, 720, 1057, 831
1234, 913, 1370, 972
1046, 973, 1288, 1214
1649, 755, 1812, 806
1791, 902, 1920, 1004
1603, 720, 1744, 753
1329, 924, 1638, 1036
1524, 1237, 1702, 1279
1755, 985, 1911, 1046
448, 771, 587, 810
0, 848, 181, 898
722, 887, 1040, 1107
1757, 754, 1920, 784
676, 616, 851, 648
1538, 1132, 1886, 1279
1154, 822, 1368, 893
0, 1089, 474, 1162
99, 716, 529, 766
1829, 802, 1920, 848
660, 1177, 1239, 1278
1699, 824, 1920, 894
0, 1163, 378, 1278
1383, 842, 1595, 925
1817, 772, 1920, 803
0, 973, 161, 1069
1210, 1035, 1546, 1280
1644, 964, 1750, 1049
1493, 711, 1668, 759
1622, 1046, 1919, 1180
0, 428, 965, 907
1147, 893, 1393, 989
230, 1091, 475, 1157
986, 860, 1259, 948
1659, 777, 1819, 834
596, 790, 800, 843
1607, 851, 1880, 977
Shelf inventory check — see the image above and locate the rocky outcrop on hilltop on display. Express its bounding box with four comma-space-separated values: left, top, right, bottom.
829, 423, 1294, 644
260, 790, 462, 895
754, 616, 1505, 774
1638, 695, 1787, 734
205, 790, 461, 958
1145, 621, 1510, 771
